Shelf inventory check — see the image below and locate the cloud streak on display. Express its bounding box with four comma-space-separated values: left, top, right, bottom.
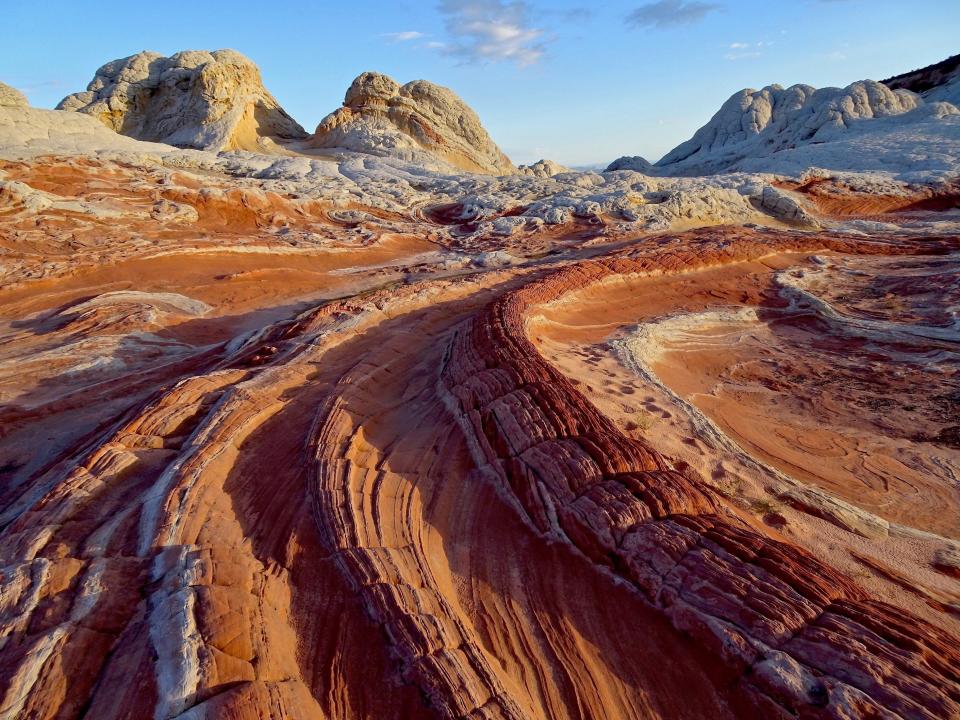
382, 31, 427, 42
437, 0, 545, 66
626, 0, 721, 29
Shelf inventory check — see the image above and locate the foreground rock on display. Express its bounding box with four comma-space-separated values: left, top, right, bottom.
1, 55, 960, 720
310, 71, 515, 174
58, 49, 307, 151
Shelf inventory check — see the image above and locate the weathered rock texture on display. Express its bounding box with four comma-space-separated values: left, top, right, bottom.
441, 227, 960, 719
57, 49, 307, 151
1, 82, 959, 720
654, 80, 960, 177
0, 82, 28, 109
517, 159, 571, 177
604, 155, 652, 173
310, 71, 515, 174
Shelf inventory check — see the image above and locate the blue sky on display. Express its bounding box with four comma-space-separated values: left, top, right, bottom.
2, 1, 958, 166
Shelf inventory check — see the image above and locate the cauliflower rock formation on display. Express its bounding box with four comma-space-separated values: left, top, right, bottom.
310, 71, 515, 175
656, 80, 960, 176
0, 82, 28, 108
517, 159, 572, 177
57, 49, 307, 152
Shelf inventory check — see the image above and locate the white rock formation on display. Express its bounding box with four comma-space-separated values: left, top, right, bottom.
309, 71, 514, 175
0, 106, 175, 159
924, 77, 960, 107
517, 159, 571, 177
655, 80, 960, 178
604, 155, 652, 173
0, 82, 28, 108
57, 49, 307, 152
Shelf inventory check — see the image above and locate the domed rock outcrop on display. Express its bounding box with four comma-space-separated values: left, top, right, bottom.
604, 155, 653, 173
57, 49, 307, 152
0, 82, 28, 108
309, 71, 515, 175
517, 158, 571, 177
656, 80, 959, 176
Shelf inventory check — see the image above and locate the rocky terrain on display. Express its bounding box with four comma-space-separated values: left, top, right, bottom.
0, 50, 958, 720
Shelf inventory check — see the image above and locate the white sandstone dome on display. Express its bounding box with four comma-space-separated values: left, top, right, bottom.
310, 71, 515, 175
57, 49, 307, 152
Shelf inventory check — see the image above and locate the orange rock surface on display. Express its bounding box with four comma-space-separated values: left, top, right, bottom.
1, 157, 958, 720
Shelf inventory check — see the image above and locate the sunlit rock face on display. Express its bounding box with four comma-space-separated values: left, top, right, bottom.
0, 82, 28, 109
653, 80, 960, 178
57, 49, 308, 151
310, 71, 516, 174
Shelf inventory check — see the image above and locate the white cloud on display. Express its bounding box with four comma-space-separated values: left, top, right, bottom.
626, 0, 721, 29
383, 31, 427, 42
437, 0, 545, 66
724, 40, 773, 60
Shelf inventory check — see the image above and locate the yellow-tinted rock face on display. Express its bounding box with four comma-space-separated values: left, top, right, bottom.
57, 49, 307, 152
311, 71, 516, 175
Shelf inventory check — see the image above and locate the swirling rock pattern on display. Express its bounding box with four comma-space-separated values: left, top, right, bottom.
0, 110, 959, 719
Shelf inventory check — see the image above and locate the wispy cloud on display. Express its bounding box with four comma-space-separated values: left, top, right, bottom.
14, 79, 67, 92
382, 31, 427, 42
437, 0, 546, 66
626, 0, 721, 29
724, 39, 773, 60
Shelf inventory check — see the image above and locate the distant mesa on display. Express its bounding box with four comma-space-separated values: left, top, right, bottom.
309, 71, 515, 175
57, 49, 308, 152
0, 82, 28, 109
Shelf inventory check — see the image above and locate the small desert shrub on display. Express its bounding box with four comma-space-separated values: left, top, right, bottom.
749, 497, 785, 515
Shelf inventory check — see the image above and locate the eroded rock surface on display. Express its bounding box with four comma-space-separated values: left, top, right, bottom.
0, 74, 959, 720
654, 80, 960, 178
310, 71, 515, 174
57, 49, 307, 151
0, 82, 28, 109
